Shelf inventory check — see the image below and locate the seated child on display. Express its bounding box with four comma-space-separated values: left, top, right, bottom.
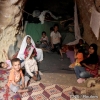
69, 44, 84, 68
0, 50, 24, 69
7, 58, 32, 93
39, 31, 49, 49
24, 47, 41, 88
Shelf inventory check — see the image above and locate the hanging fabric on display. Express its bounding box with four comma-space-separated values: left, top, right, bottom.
67, 1, 81, 45
90, 7, 100, 40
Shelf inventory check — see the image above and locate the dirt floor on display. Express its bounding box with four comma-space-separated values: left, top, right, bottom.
41, 73, 86, 87
39, 51, 86, 87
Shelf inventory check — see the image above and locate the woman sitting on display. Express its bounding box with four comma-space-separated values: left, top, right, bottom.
17, 35, 43, 62
74, 43, 99, 83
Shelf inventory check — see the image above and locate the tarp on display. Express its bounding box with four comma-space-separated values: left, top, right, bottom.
67, 1, 81, 45
25, 22, 56, 43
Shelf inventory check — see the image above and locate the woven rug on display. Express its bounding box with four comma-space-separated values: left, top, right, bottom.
0, 69, 87, 100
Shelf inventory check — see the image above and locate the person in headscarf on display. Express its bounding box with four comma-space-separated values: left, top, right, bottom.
74, 43, 99, 83
17, 35, 43, 62
24, 47, 41, 88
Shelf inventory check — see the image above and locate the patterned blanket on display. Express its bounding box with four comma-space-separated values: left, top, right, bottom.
0, 69, 87, 100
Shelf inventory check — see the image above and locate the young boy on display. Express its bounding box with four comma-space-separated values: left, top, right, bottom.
24, 47, 41, 88
50, 24, 63, 59
7, 58, 32, 93
40, 31, 49, 48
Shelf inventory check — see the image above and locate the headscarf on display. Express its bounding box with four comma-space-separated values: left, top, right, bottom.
80, 43, 98, 64
17, 35, 36, 60
89, 43, 98, 55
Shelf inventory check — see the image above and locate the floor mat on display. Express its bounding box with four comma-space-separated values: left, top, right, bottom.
0, 69, 87, 100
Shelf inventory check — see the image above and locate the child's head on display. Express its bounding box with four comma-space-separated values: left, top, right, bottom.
30, 49, 37, 58
42, 31, 46, 37
11, 58, 21, 71
53, 24, 59, 32
75, 44, 83, 53
79, 39, 84, 45
0, 62, 8, 68
89, 43, 98, 55
26, 36, 31, 45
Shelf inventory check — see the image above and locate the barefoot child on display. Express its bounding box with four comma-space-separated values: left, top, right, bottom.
7, 58, 32, 93
24, 47, 41, 88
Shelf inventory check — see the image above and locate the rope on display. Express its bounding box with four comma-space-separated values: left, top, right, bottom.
18, 5, 73, 23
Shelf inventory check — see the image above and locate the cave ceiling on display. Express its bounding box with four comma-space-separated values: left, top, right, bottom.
24, 0, 74, 18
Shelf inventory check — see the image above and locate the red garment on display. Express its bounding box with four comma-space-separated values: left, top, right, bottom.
85, 64, 99, 77
24, 44, 37, 59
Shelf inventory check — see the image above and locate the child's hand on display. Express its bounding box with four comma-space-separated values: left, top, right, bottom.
20, 84, 25, 89
33, 75, 37, 81
20, 85, 23, 89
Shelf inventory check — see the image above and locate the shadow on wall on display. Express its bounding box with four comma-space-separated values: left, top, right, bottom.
8, 34, 24, 59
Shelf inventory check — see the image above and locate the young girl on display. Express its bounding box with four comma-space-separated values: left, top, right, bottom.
69, 44, 84, 68
24, 47, 41, 88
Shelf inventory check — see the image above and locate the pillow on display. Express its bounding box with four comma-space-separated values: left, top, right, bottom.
66, 50, 75, 63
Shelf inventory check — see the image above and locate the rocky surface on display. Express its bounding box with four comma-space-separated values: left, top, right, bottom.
0, 0, 26, 61
76, 0, 100, 55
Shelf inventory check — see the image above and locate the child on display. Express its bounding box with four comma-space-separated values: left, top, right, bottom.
40, 31, 49, 49
7, 58, 32, 93
24, 47, 41, 88
0, 50, 24, 69
69, 44, 84, 68
50, 24, 63, 59
0, 50, 12, 69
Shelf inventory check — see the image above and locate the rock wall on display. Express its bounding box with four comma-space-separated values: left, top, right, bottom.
0, 0, 26, 61
76, 0, 100, 55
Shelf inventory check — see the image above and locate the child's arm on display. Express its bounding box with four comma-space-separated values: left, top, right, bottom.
20, 76, 25, 88
20, 71, 25, 88
3, 49, 9, 60
82, 63, 95, 70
